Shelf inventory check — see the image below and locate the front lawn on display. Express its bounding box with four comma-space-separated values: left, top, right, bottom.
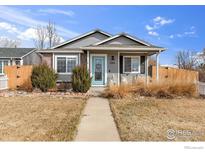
0, 96, 86, 141
110, 97, 205, 141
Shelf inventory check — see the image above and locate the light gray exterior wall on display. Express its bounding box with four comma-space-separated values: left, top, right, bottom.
102, 36, 145, 46
23, 51, 42, 65
60, 32, 110, 48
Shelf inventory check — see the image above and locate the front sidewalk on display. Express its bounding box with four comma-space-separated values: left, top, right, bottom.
75, 97, 120, 141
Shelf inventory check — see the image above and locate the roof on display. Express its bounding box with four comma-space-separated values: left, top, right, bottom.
94, 33, 153, 46
82, 45, 166, 51
0, 48, 36, 58
51, 29, 112, 49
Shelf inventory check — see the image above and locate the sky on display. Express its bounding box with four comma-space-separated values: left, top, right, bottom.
0, 5, 205, 65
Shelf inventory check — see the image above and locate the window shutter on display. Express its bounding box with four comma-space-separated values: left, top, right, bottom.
140, 56, 145, 74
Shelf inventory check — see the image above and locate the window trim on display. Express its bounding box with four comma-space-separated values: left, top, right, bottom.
0, 60, 10, 75
123, 56, 141, 74
54, 55, 78, 75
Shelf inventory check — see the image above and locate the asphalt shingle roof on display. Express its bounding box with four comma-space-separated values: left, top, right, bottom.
0, 48, 36, 58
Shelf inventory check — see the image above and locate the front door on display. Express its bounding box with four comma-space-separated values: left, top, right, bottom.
91, 56, 105, 86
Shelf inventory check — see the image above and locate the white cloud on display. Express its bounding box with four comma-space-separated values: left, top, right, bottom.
153, 16, 174, 26
17, 28, 37, 40
148, 31, 159, 36
38, 9, 75, 17
0, 6, 79, 38
0, 22, 20, 34
170, 26, 197, 39
145, 16, 174, 37
169, 35, 174, 39
145, 25, 155, 31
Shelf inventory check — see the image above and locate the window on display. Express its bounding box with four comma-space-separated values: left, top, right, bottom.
15, 60, 22, 66
55, 56, 78, 74
123, 56, 140, 73
0, 60, 9, 74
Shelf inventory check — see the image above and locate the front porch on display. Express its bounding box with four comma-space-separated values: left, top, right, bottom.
85, 49, 161, 87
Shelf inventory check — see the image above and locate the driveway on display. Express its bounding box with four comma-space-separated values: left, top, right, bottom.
75, 97, 120, 141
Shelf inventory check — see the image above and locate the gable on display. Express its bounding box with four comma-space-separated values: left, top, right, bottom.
57, 32, 111, 49
98, 35, 147, 46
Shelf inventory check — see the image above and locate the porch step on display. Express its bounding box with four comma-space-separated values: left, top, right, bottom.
88, 87, 106, 97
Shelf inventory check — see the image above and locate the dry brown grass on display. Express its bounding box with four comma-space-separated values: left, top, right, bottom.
103, 81, 198, 99
0, 96, 86, 141
110, 97, 205, 141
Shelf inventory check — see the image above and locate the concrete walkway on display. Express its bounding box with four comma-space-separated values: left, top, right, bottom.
75, 97, 120, 141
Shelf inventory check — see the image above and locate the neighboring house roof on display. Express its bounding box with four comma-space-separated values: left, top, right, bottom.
0, 48, 36, 58
51, 29, 112, 49
93, 33, 152, 46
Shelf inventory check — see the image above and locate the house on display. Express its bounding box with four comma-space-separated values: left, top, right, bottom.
38, 29, 166, 86
0, 48, 41, 75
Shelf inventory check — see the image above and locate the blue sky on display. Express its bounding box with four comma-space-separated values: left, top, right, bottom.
0, 5, 205, 65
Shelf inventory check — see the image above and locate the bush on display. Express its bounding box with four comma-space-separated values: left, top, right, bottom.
72, 65, 92, 93
31, 64, 57, 92
103, 81, 198, 99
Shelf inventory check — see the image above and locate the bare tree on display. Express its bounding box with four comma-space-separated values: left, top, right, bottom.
34, 21, 61, 49
47, 21, 61, 48
33, 25, 47, 49
175, 50, 197, 70
0, 37, 21, 47
197, 49, 205, 82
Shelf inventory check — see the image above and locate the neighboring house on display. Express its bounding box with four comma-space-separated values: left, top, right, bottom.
38, 29, 166, 86
0, 48, 41, 75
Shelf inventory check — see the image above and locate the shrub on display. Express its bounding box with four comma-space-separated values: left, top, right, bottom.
103, 81, 198, 99
72, 65, 92, 93
155, 90, 173, 99
31, 64, 57, 92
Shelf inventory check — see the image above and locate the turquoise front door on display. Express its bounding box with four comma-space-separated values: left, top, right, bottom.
92, 56, 105, 85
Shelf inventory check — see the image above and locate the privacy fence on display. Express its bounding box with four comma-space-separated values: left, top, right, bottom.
4, 65, 33, 90
149, 66, 199, 84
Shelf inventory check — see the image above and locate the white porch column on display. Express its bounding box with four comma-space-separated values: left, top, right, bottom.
117, 51, 120, 86
156, 51, 160, 81
146, 55, 149, 84
78, 53, 81, 65
87, 51, 90, 71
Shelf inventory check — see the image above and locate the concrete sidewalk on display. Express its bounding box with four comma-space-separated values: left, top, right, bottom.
75, 97, 120, 141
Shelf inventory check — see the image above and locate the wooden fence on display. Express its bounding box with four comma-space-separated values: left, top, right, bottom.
4, 65, 33, 90
149, 66, 199, 83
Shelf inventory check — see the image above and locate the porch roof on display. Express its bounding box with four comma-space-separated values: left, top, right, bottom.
81, 45, 166, 52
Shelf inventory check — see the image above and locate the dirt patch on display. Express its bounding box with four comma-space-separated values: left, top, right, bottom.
110, 97, 205, 141
0, 96, 86, 141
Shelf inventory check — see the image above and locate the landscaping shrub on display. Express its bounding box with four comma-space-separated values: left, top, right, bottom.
31, 64, 57, 92
103, 81, 198, 99
137, 88, 152, 97
72, 65, 92, 93
155, 90, 173, 99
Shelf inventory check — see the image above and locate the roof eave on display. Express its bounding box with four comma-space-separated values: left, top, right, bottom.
81, 46, 166, 51
51, 29, 112, 49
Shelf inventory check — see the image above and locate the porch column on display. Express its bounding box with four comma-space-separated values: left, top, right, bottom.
87, 51, 89, 71
117, 51, 120, 85
146, 55, 149, 84
156, 51, 160, 81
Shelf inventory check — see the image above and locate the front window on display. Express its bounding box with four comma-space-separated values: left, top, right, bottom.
56, 56, 78, 74
0, 60, 9, 74
123, 56, 140, 73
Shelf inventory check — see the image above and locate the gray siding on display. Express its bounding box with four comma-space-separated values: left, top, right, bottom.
60, 32, 110, 48
23, 51, 42, 65
102, 36, 145, 46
